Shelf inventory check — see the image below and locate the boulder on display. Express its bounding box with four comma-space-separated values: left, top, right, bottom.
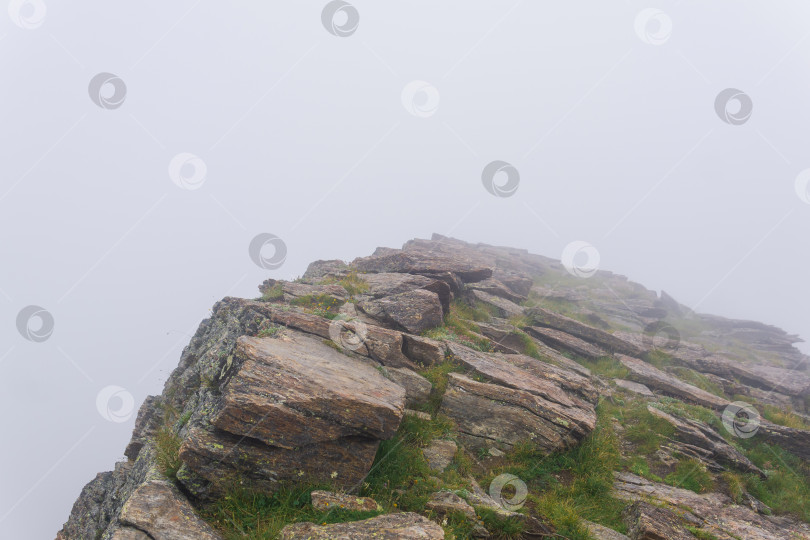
402, 334, 447, 367
177, 332, 406, 497
119, 479, 222, 540
278, 512, 445, 539
527, 307, 643, 356
362, 272, 452, 314
616, 355, 729, 410
582, 520, 629, 540
360, 289, 444, 334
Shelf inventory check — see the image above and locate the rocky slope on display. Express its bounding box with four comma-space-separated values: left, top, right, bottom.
58, 234, 810, 539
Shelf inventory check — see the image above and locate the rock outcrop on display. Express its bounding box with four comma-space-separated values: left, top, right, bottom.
57, 234, 810, 540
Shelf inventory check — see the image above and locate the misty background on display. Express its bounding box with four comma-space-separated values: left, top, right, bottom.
2, 1, 809, 537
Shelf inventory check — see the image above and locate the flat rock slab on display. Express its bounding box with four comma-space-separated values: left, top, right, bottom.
614, 379, 654, 397
279, 512, 445, 539
425, 490, 476, 519
353, 250, 493, 283
647, 406, 764, 477
445, 342, 587, 409
423, 439, 457, 471
622, 501, 695, 540
310, 491, 381, 512
119, 479, 222, 540
527, 307, 643, 356
213, 334, 406, 449
468, 277, 528, 303
616, 355, 729, 410
440, 373, 595, 453
526, 326, 607, 359
471, 289, 525, 318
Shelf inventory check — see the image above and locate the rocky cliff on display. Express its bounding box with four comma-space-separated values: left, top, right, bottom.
58, 235, 810, 539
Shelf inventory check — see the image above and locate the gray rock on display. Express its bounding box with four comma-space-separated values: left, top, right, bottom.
614, 379, 654, 397
423, 439, 457, 472
279, 512, 445, 539
360, 289, 444, 334
382, 366, 432, 408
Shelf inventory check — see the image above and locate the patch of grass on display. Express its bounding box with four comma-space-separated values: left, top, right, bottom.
290, 294, 342, 319
627, 457, 662, 482
476, 507, 526, 539
759, 404, 810, 430
422, 300, 495, 352
256, 326, 281, 338
418, 361, 463, 413
509, 329, 541, 359
720, 471, 746, 504
665, 458, 714, 494
740, 442, 810, 521
177, 410, 192, 429
503, 400, 628, 534
202, 484, 381, 539
644, 349, 673, 370
321, 271, 369, 297
578, 356, 630, 379
260, 282, 284, 301
652, 398, 720, 431
616, 401, 675, 454
155, 427, 183, 481
670, 367, 726, 398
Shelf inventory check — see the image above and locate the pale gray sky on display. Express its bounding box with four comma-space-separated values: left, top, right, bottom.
2, 2, 810, 537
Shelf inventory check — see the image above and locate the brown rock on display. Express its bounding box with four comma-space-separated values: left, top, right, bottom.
353, 250, 493, 283
582, 520, 629, 540
622, 501, 695, 540
213, 334, 405, 449
468, 278, 528, 303
527, 307, 643, 356
402, 334, 447, 367
119, 479, 221, 540
362, 273, 451, 314
360, 289, 444, 334
440, 373, 595, 453
647, 406, 764, 477
279, 512, 445, 539
301, 259, 349, 281
310, 491, 381, 512
425, 490, 476, 519
526, 326, 607, 359
470, 289, 524, 318
382, 367, 432, 408
616, 355, 729, 410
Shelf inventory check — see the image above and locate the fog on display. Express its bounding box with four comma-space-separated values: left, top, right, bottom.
2, 1, 809, 537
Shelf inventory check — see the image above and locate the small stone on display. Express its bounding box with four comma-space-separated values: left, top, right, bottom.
310, 490, 381, 512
